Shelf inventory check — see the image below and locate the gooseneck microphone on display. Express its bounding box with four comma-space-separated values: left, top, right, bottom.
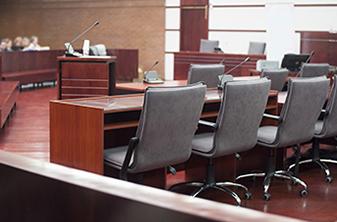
218, 57, 251, 89
305, 50, 315, 63
145, 61, 159, 73
295, 51, 315, 77
65, 20, 100, 56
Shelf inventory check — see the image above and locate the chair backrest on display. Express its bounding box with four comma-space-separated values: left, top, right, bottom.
261, 69, 288, 91
299, 63, 330, 78
200, 39, 219, 53
211, 78, 271, 157
275, 77, 329, 147
90, 44, 107, 56
319, 75, 337, 138
187, 64, 225, 88
129, 83, 206, 173
248, 42, 266, 54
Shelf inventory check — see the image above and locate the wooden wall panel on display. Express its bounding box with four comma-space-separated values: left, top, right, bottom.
0, 0, 165, 77
300, 31, 337, 66
180, 1, 209, 51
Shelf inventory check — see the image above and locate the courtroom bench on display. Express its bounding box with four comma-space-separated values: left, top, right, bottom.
0, 49, 138, 88
0, 81, 19, 128
0, 50, 64, 87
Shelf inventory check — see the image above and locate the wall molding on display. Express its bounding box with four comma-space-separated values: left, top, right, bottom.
211, 5, 265, 8
0, 0, 164, 9
294, 4, 337, 7
209, 29, 266, 33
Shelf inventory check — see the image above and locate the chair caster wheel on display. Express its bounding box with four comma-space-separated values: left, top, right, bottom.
263, 193, 271, 201
326, 176, 333, 183
244, 192, 252, 200
300, 189, 308, 197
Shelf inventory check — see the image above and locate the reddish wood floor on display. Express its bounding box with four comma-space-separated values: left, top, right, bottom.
1, 87, 337, 221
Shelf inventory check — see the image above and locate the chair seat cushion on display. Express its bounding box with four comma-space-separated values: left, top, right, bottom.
104, 146, 133, 169
257, 126, 278, 145
314, 120, 324, 135
192, 133, 214, 154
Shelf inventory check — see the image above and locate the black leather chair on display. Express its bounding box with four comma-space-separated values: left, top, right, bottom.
236, 77, 330, 200
104, 83, 206, 180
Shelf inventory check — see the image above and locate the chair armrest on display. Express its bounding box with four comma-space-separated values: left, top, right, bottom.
198, 120, 217, 129
120, 137, 139, 180
263, 113, 281, 121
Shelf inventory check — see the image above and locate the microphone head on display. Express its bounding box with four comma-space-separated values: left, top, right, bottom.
95, 21, 100, 26
245, 57, 251, 62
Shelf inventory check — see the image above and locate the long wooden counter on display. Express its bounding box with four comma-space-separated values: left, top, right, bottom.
0, 151, 303, 222
174, 51, 266, 80
50, 82, 278, 187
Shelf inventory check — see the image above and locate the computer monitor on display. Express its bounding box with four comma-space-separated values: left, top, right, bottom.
281, 53, 311, 72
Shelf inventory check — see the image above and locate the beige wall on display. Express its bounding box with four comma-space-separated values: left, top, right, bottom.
0, 0, 165, 79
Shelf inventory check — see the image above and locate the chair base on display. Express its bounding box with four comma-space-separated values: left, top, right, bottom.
288, 159, 337, 183
169, 180, 251, 206
236, 170, 308, 201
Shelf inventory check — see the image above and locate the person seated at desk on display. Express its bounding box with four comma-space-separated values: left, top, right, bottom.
0, 38, 13, 52
23, 36, 41, 51
11, 36, 23, 51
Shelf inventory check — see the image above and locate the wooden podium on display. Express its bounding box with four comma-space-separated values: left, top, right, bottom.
57, 56, 116, 99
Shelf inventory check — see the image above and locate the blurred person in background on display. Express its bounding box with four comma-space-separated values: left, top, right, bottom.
0, 38, 12, 52
0, 40, 6, 52
23, 35, 41, 51
12, 36, 23, 51
21, 36, 31, 51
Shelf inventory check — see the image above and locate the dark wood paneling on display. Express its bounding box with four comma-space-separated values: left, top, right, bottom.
1, 50, 64, 73
174, 51, 266, 79
57, 57, 116, 99
180, 2, 209, 51
61, 63, 109, 79
181, 0, 208, 6
107, 49, 138, 81
0, 50, 64, 84
50, 102, 104, 174
300, 31, 337, 66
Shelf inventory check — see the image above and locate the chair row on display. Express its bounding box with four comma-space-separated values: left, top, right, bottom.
200, 39, 266, 55
187, 62, 330, 91
103, 75, 336, 206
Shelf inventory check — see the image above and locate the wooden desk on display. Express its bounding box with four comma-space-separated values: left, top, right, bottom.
50, 87, 278, 187
116, 76, 260, 93
57, 56, 116, 99
174, 51, 266, 80
0, 81, 19, 128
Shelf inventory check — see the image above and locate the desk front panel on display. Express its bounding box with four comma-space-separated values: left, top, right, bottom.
58, 57, 116, 99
